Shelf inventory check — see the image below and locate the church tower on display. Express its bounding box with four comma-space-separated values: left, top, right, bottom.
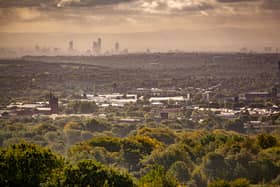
49, 92, 58, 114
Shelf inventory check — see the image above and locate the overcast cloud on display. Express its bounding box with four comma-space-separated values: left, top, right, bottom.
0, 0, 279, 51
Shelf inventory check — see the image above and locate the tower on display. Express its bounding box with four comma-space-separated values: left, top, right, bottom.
68, 40, 74, 51
97, 37, 102, 54
35, 45, 40, 53
93, 41, 97, 54
49, 92, 58, 114
115, 42, 119, 53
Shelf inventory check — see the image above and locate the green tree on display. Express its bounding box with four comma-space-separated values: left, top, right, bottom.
140, 165, 178, 187
203, 153, 229, 180
0, 143, 62, 187
167, 161, 191, 184
208, 180, 230, 187
59, 159, 134, 187
66, 101, 97, 114
230, 178, 250, 187
85, 118, 111, 132
257, 134, 277, 149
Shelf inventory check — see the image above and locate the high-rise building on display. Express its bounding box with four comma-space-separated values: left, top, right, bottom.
264, 46, 272, 53
115, 42, 119, 53
35, 45, 40, 52
68, 40, 74, 51
97, 38, 101, 48
97, 37, 102, 54
92, 41, 97, 54
92, 38, 102, 55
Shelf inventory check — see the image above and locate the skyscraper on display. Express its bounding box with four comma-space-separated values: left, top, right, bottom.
35, 45, 40, 52
92, 37, 102, 55
97, 37, 102, 54
68, 40, 74, 51
115, 42, 119, 53
93, 41, 97, 54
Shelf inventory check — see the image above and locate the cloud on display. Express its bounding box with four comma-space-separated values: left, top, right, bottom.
0, 0, 279, 35
57, 0, 134, 7
0, 0, 135, 8
216, 0, 259, 3
139, 0, 214, 14
0, 0, 57, 8
261, 0, 280, 10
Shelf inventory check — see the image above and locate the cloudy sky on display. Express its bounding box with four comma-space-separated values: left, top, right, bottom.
0, 0, 279, 51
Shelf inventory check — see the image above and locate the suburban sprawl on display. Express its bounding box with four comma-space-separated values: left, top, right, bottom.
0, 52, 280, 186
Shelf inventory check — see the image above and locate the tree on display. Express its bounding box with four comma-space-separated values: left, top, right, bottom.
85, 118, 111, 132
208, 180, 230, 187
0, 143, 62, 187
257, 134, 277, 149
203, 153, 229, 180
224, 119, 245, 133
66, 101, 97, 114
248, 159, 280, 183
167, 161, 191, 184
148, 144, 192, 171
140, 165, 178, 187
59, 159, 134, 187
230, 178, 250, 187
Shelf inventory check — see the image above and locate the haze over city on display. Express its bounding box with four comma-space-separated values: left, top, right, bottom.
1, 1, 280, 186
0, 0, 280, 53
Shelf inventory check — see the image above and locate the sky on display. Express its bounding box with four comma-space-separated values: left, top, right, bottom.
0, 0, 279, 52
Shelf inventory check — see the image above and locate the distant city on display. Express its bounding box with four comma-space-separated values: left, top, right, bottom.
0, 36, 279, 58
0, 37, 131, 58
66, 38, 129, 56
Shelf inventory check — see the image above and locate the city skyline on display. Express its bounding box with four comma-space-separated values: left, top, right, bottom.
0, 0, 280, 52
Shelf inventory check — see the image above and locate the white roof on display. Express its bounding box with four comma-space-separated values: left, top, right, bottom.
7, 103, 44, 109
149, 96, 185, 102
151, 102, 164, 105
37, 107, 51, 111
246, 92, 269, 95
119, 118, 141, 122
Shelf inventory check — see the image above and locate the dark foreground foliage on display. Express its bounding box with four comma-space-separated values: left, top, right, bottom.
0, 129, 280, 187
0, 143, 134, 187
